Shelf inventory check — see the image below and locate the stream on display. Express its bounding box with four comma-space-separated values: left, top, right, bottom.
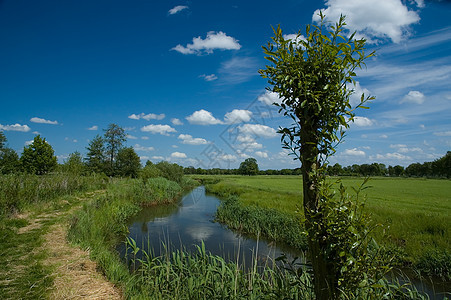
117, 185, 450, 299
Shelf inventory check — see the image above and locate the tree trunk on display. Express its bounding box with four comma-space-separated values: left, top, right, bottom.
300, 129, 336, 299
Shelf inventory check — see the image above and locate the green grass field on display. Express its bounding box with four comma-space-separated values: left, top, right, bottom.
202, 175, 451, 276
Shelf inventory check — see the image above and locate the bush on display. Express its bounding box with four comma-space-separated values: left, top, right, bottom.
155, 161, 184, 183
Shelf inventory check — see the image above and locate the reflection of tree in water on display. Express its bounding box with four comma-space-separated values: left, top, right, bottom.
130, 203, 180, 224
141, 222, 148, 233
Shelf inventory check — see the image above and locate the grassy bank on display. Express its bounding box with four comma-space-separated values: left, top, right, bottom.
67, 176, 199, 297
200, 175, 451, 279
0, 173, 109, 299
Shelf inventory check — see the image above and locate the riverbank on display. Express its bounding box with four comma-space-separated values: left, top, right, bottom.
199, 175, 451, 280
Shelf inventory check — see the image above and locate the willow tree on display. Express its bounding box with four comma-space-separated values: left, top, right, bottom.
260, 14, 375, 299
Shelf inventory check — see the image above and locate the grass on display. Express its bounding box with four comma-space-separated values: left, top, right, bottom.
199, 175, 451, 278
0, 173, 109, 299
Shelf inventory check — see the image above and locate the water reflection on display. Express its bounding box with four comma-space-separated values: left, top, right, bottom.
118, 186, 303, 270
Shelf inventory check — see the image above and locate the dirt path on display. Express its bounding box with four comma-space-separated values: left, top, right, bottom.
16, 191, 123, 300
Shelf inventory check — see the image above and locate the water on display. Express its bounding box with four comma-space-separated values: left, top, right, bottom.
118, 186, 450, 298
117, 186, 303, 270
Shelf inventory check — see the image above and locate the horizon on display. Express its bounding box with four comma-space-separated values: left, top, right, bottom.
1, 0, 450, 169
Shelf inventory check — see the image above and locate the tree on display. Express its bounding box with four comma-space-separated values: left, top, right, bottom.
260, 14, 375, 298
155, 161, 184, 183
115, 147, 141, 178
20, 135, 57, 175
0, 131, 6, 149
239, 158, 259, 176
85, 135, 106, 174
104, 124, 126, 174
63, 151, 85, 175
0, 132, 19, 174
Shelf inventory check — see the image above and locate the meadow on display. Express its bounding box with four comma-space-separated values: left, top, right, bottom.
201, 175, 451, 278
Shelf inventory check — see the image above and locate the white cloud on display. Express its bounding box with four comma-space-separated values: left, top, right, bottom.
257, 91, 283, 105
171, 152, 187, 159
168, 5, 188, 15
218, 154, 237, 161
126, 134, 138, 140
238, 124, 277, 138
139, 155, 150, 161
401, 90, 425, 104
372, 152, 412, 161
313, 0, 421, 43
434, 131, 451, 136
141, 136, 149, 140
224, 109, 252, 124
171, 118, 183, 126
343, 148, 366, 157
134, 144, 155, 152
0, 123, 31, 132
353, 116, 374, 127
200, 74, 218, 81
88, 125, 98, 131
186, 109, 223, 125
218, 57, 258, 84
255, 151, 269, 158
25, 140, 34, 145
178, 134, 209, 145
129, 113, 165, 121
141, 124, 176, 135
380, 134, 388, 139
152, 156, 165, 160
172, 31, 241, 55
348, 81, 372, 107
30, 117, 58, 125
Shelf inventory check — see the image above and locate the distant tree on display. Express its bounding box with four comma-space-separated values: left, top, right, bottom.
0, 131, 6, 149
260, 14, 375, 298
63, 151, 85, 175
0, 148, 19, 174
140, 163, 162, 182
20, 135, 57, 175
432, 151, 451, 178
116, 147, 141, 178
155, 161, 184, 183
239, 158, 259, 176
85, 135, 106, 174
0, 132, 19, 174
104, 123, 126, 174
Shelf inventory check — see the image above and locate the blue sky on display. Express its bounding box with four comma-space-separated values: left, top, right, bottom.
1, 0, 450, 169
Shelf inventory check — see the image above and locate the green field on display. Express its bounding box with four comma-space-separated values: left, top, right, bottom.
202, 175, 451, 276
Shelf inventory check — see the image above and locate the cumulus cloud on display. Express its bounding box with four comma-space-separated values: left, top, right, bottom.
186, 109, 223, 125
126, 134, 138, 140
257, 91, 283, 105
134, 144, 155, 152
171, 152, 187, 159
30, 117, 58, 125
218, 154, 237, 161
343, 148, 366, 157
152, 156, 165, 161
168, 5, 188, 15
172, 31, 241, 55
200, 74, 218, 81
238, 124, 277, 138
255, 151, 269, 158
141, 124, 176, 135
129, 113, 165, 121
353, 116, 374, 127
224, 109, 252, 124
171, 118, 183, 126
0, 123, 31, 132
313, 0, 421, 43
371, 152, 411, 161
401, 90, 425, 104
88, 125, 98, 131
178, 134, 209, 145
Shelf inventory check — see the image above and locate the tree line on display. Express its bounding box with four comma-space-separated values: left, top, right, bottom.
183, 152, 451, 178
